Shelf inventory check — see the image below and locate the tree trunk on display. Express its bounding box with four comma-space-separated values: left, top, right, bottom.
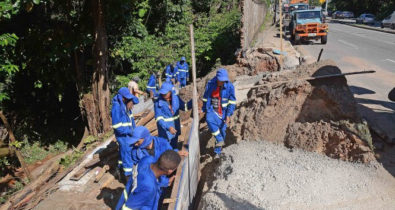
90, 0, 111, 135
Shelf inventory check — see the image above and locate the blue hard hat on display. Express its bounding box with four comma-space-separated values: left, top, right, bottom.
118, 87, 139, 104
216, 68, 229, 82
181, 57, 186, 61
159, 82, 174, 95
126, 126, 151, 146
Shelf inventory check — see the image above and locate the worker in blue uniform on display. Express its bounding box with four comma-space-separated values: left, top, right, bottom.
111, 87, 140, 179
129, 126, 188, 164
146, 72, 158, 99
116, 150, 181, 210
164, 64, 176, 84
175, 57, 189, 88
202, 68, 236, 155
116, 126, 188, 209
154, 82, 192, 149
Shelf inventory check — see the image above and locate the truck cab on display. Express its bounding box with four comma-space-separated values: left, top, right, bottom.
289, 9, 328, 44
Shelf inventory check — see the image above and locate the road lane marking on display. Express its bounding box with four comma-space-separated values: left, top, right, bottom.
385, 59, 395, 64
338, 39, 359, 49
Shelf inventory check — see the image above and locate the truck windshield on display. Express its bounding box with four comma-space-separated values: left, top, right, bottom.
296, 11, 321, 19
290, 4, 308, 11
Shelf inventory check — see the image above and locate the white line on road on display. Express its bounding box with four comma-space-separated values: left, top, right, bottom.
384, 59, 395, 64
338, 39, 359, 49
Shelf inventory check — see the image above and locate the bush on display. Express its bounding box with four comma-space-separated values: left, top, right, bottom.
20, 139, 68, 164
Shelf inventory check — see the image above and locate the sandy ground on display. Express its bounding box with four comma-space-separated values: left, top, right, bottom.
200, 141, 395, 210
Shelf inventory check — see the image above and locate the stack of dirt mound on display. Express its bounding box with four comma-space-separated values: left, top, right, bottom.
228, 60, 374, 162
236, 47, 280, 75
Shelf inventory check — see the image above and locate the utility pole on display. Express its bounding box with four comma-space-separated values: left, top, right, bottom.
325, 0, 329, 14
279, 0, 283, 68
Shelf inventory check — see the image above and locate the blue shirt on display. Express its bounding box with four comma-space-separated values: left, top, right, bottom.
118, 156, 160, 210
131, 136, 175, 165
175, 61, 189, 80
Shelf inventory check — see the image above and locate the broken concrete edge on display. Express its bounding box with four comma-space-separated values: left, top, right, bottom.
330, 19, 395, 35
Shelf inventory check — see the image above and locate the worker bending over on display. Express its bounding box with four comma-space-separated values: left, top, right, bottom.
130, 126, 188, 163
175, 57, 189, 88
116, 150, 181, 210
116, 126, 187, 208
202, 69, 236, 154
111, 87, 139, 179
155, 82, 192, 149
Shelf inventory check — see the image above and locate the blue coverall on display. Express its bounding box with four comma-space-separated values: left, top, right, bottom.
202, 70, 236, 154
155, 83, 192, 149
131, 136, 176, 164
146, 74, 157, 97
117, 132, 175, 209
116, 156, 165, 210
111, 88, 139, 176
175, 60, 189, 88
165, 65, 176, 83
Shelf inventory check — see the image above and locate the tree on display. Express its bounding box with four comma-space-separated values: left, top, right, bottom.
86, 0, 111, 136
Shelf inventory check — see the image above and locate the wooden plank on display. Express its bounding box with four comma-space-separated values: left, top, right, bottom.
136, 111, 154, 126
0, 111, 32, 181
167, 123, 191, 210
70, 167, 91, 181
94, 165, 109, 182
100, 175, 115, 189
163, 198, 176, 204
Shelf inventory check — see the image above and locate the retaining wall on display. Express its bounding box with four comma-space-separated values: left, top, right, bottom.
241, 0, 269, 50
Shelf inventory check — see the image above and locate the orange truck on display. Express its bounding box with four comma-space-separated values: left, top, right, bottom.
290, 0, 308, 4
289, 9, 328, 44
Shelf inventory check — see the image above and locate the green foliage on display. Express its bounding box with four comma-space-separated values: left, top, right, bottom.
0, 33, 19, 105
82, 135, 96, 144
330, 0, 395, 19
20, 139, 68, 164
111, 0, 241, 88
59, 149, 83, 168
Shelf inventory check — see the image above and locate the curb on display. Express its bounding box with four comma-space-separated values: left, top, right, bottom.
330, 19, 395, 35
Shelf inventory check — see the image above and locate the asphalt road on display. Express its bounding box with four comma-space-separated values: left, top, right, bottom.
295, 22, 395, 141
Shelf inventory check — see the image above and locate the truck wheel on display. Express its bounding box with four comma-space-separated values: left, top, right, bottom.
391, 24, 395, 30
321, 35, 328, 44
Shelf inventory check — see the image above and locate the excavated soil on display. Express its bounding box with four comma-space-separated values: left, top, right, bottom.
228, 60, 374, 163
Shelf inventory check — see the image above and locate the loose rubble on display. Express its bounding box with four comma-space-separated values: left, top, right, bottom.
199, 141, 395, 210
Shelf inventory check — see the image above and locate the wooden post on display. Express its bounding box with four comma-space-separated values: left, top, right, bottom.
189, 25, 199, 120
0, 111, 32, 181
189, 24, 199, 205
279, 0, 283, 68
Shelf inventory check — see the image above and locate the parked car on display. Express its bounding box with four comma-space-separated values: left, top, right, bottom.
381, 11, 395, 29
332, 11, 342, 19
356, 14, 375, 25
342, 11, 354, 19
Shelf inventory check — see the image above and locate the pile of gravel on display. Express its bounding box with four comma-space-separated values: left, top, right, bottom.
199, 141, 395, 210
